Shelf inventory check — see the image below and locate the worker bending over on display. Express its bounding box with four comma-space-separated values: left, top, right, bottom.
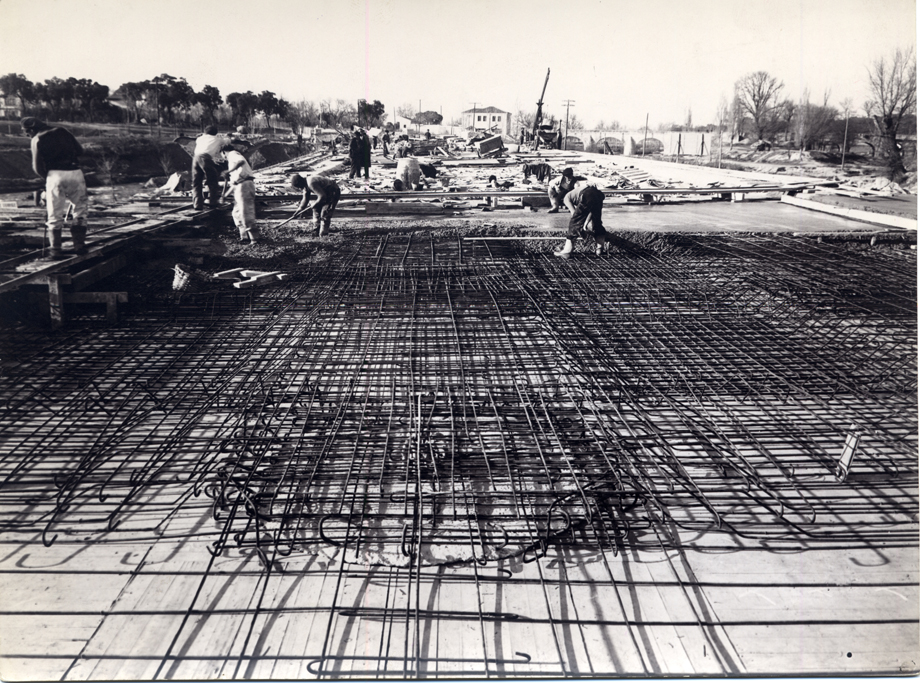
21, 117, 88, 259
394, 156, 423, 191
289, 174, 341, 236
222, 142, 259, 244
555, 181, 608, 258
547, 167, 584, 213
192, 125, 232, 210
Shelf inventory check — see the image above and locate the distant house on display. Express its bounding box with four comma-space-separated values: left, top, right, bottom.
462, 106, 511, 135
0, 92, 22, 119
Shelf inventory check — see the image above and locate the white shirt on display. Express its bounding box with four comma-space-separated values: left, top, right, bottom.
194, 133, 231, 158
225, 150, 252, 183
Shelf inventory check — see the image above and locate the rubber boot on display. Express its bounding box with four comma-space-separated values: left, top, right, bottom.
70, 221, 88, 255
554, 239, 573, 259
323, 216, 332, 235
46, 228, 65, 260
314, 218, 323, 236
246, 226, 260, 244
207, 183, 222, 209
594, 236, 607, 257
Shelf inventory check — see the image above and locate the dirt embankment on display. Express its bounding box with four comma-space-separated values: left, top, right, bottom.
0, 133, 303, 191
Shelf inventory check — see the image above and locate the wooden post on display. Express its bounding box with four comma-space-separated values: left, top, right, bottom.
45, 275, 66, 330
642, 113, 649, 157
841, 108, 850, 171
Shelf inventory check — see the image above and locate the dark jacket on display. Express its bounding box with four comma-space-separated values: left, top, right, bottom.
32, 127, 83, 178
349, 135, 362, 161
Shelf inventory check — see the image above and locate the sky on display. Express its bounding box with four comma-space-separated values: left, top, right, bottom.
0, 0, 915, 130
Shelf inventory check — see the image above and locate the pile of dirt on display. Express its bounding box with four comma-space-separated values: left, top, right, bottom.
82, 139, 192, 181
846, 175, 910, 195
244, 141, 302, 169
0, 150, 39, 183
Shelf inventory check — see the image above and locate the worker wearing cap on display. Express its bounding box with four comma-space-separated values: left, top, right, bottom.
288, 174, 341, 236
348, 129, 368, 180
191, 125, 231, 210
555, 180, 608, 258
547, 168, 584, 213
21, 117, 88, 259
221, 143, 259, 245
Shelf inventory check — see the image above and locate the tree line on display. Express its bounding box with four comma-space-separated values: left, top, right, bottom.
2, 46, 914, 178
0, 72, 394, 136
509, 47, 915, 180
720, 46, 915, 179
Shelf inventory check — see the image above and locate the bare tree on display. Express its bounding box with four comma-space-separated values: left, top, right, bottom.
795, 90, 838, 151
514, 109, 535, 135
566, 113, 585, 131
866, 46, 916, 180
395, 102, 415, 119
734, 71, 785, 141
594, 120, 620, 132
286, 99, 320, 137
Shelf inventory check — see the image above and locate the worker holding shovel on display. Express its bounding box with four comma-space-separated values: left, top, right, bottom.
282, 174, 341, 236
221, 142, 259, 245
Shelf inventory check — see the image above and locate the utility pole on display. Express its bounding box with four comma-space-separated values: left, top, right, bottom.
154, 76, 161, 139
470, 102, 478, 133
841, 105, 850, 171
562, 99, 575, 151
642, 113, 649, 157
717, 113, 723, 168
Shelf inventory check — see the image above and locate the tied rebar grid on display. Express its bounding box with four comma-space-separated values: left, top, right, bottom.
0, 231, 916, 677
0, 232, 916, 562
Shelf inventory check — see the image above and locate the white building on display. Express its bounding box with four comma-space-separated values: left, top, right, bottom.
461, 106, 511, 135
0, 93, 22, 119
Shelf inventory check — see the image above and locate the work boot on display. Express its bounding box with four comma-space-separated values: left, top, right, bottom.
207, 184, 221, 209
46, 228, 65, 260
323, 217, 332, 235
313, 218, 323, 236
548, 207, 560, 213
70, 221, 88, 255
554, 239, 574, 259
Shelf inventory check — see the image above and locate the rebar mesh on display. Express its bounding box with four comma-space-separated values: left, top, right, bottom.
0, 231, 916, 677
1, 232, 915, 564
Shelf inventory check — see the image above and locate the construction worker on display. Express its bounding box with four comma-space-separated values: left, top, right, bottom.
348, 128, 370, 179
547, 168, 584, 213
394, 156, 423, 191
21, 117, 88, 259
360, 128, 372, 178
555, 181, 608, 259
395, 135, 412, 158
288, 174, 341, 236
221, 142, 259, 244
192, 125, 231, 210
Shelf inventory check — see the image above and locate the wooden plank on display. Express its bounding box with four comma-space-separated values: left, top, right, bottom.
365, 203, 446, 216
70, 254, 128, 291
45, 274, 65, 329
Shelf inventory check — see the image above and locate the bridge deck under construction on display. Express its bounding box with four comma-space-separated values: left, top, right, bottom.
0, 151, 917, 679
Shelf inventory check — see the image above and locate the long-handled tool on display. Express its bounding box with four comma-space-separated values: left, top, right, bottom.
275, 206, 308, 229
